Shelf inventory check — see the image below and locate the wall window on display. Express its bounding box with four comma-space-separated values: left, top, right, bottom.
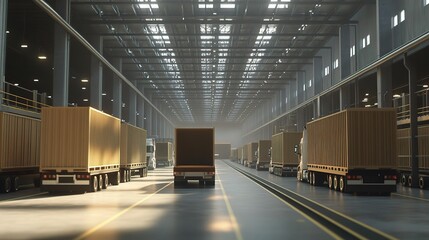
392, 15, 398, 28
333, 59, 339, 69
400, 10, 405, 22
324, 66, 330, 76
308, 79, 312, 88
350, 45, 356, 57
303, 84, 306, 92
362, 34, 371, 49
425, 0, 429, 6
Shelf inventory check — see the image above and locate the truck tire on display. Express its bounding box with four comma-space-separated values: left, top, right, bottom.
339, 176, 345, 192
98, 175, 103, 190
333, 176, 338, 191
91, 176, 98, 192
139, 168, 144, 178
408, 175, 412, 187
0, 176, 12, 193
419, 176, 428, 189
401, 174, 407, 186
328, 175, 333, 189
12, 176, 19, 192
102, 174, 108, 189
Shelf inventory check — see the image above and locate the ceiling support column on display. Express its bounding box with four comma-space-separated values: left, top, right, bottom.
53, 0, 71, 107
112, 58, 122, 119
377, 62, 393, 107
90, 36, 103, 110
0, 0, 7, 109
128, 81, 137, 125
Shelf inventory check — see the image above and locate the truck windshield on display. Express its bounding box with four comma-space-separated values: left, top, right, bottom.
147, 146, 154, 153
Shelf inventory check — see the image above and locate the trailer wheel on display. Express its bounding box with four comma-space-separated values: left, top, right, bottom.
12, 176, 19, 192
328, 175, 333, 189
0, 176, 12, 193
401, 174, 407, 186
91, 176, 98, 192
333, 176, 338, 190
102, 174, 109, 189
98, 175, 103, 190
139, 168, 144, 178
407, 175, 412, 187
419, 177, 428, 189
339, 176, 345, 192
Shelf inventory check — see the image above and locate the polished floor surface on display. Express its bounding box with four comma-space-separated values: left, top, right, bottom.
0, 160, 428, 240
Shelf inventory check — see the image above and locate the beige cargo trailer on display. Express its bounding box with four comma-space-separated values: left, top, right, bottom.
40, 107, 121, 193
0, 112, 40, 193
241, 145, 248, 165
156, 142, 174, 167
397, 125, 429, 188
215, 143, 231, 159
231, 148, 238, 162
256, 140, 271, 170
271, 132, 302, 176
245, 142, 258, 168
120, 123, 147, 182
174, 128, 215, 186
237, 147, 243, 164
298, 108, 397, 193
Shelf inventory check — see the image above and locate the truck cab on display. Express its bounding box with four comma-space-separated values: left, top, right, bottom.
146, 138, 156, 170
296, 129, 308, 182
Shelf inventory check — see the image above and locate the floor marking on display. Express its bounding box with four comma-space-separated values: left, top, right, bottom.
0, 192, 48, 203
225, 161, 398, 240
74, 181, 173, 240
217, 169, 244, 240
392, 193, 429, 203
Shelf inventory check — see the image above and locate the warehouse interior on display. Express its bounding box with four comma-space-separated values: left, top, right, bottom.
1, 0, 429, 239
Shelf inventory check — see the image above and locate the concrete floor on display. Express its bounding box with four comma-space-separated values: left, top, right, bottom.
0, 160, 428, 240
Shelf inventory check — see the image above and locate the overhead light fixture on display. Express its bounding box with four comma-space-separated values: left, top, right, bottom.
102, 93, 107, 96
83, 99, 89, 102
393, 94, 401, 98
6, 30, 9, 34
423, 84, 429, 88
21, 44, 28, 48
82, 87, 86, 90
38, 55, 47, 60
362, 98, 368, 103
365, 93, 369, 96
81, 79, 89, 83
47, 95, 52, 98
13, 83, 19, 86
33, 79, 39, 82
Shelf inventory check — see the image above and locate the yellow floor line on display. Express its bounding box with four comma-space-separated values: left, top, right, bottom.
74, 181, 173, 240
392, 193, 429, 202
217, 170, 244, 240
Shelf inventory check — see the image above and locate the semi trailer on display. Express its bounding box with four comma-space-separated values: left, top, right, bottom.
146, 138, 156, 170
215, 143, 232, 159
174, 128, 215, 186
156, 142, 174, 167
120, 123, 147, 182
0, 112, 41, 193
256, 140, 271, 170
296, 108, 398, 194
271, 132, 302, 176
245, 142, 258, 168
397, 125, 429, 188
231, 148, 238, 162
40, 107, 121, 193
